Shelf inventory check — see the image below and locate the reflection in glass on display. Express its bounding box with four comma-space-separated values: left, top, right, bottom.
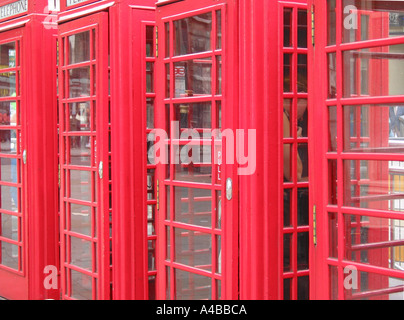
69, 170, 92, 202
174, 12, 212, 56
175, 269, 211, 300
0, 101, 17, 126
344, 214, 404, 273
174, 187, 212, 227
70, 203, 91, 236
0, 185, 18, 212
298, 9, 308, 48
69, 31, 90, 65
71, 269, 92, 300
69, 102, 91, 131
327, 0, 336, 45
0, 72, 16, 97
284, 233, 292, 272
174, 59, 212, 97
174, 102, 211, 130
70, 236, 92, 270
284, 8, 293, 47
69, 67, 91, 98
1, 241, 18, 270
284, 54, 292, 92
0, 42, 16, 68
343, 105, 404, 153
0, 213, 18, 240
174, 228, 212, 271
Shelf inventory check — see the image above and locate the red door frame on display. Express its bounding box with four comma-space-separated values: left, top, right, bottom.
155, 0, 239, 300
0, 8, 58, 300
58, 11, 110, 300
109, 0, 155, 300
310, 0, 404, 300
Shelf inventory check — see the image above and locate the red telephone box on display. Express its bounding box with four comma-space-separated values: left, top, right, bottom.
155, 0, 239, 300
0, 0, 59, 300
57, 0, 155, 300
311, 0, 404, 300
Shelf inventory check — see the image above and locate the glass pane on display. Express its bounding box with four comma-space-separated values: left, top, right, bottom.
297, 232, 309, 270
284, 278, 291, 300
146, 26, 154, 57
344, 214, 404, 272
328, 212, 338, 258
329, 106, 337, 152
69, 31, 90, 65
298, 143, 309, 181
297, 54, 308, 92
174, 228, 212, 271
147, 98, 154, 129
69, 170, 92, 202
0, 213, 18, 240
283, 99, 293, 138
69, 67, 91, 98
146, 62, 154, 93
174, 187, 212, 228
0, 185, 18, 212
148, 240, 156, 270
298, 99, 308, 137
283, 144, 292, 182
342, 0, 404, 43
174, 102, 211, 131
327, 0, 336, 45
71, 269, 92, 300
174, 58, 212, 97
216, 10, 222, 50
298, 276, 309, 300
0, 157, 18, 183
69, 136, 91, 167
298, 9, 308, 48
284, 8, 293, 48
0, 72, 16, 97
297, 188, 309, 226
174, 12, 212, 56
343, 44, 404, 98
1, 241, 18, 270
343, 104, 404, 153
284, 54, 292, 92
283, 188, 292, 227
328, 52, 337, 98
175, 269, 212, 300
70, 236, 92, 270
0, 129, 17, 154
0, 101, 17, 126
344, 270, 404, 300
69, 203, 91, 236
165, 22, 170, 58
284, 233, 292, 272
174, 144, 212, 184
0, 42, 16, 68
216, 55, 222, 95
147, 205, 155, 236
69, 102, 91, 132
343, 160, 404, 212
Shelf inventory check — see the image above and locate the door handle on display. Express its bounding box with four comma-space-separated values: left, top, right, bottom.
98, 161, 103, 179
226, 178, 232, 201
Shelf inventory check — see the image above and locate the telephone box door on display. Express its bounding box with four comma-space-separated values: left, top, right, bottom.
155, 0, 238, 300
58, 12, 111, 300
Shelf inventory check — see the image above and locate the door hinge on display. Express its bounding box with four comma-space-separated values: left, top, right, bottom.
155, 26, 159, 58
313, 205, 317, 246
156, 179, 160, 210
311, 5, 315, 47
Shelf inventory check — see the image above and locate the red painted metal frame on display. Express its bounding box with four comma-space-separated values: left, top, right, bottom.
155, 0, 239, 300
0, 6, 58, 300
279, 0, 310, 300
109, 0, 155, 300
310, 0, 404, 300
58, 11, 110, 300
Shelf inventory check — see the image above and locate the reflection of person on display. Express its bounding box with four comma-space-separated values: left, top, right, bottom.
283, 100, 308, 182
389, 106, 404, 137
